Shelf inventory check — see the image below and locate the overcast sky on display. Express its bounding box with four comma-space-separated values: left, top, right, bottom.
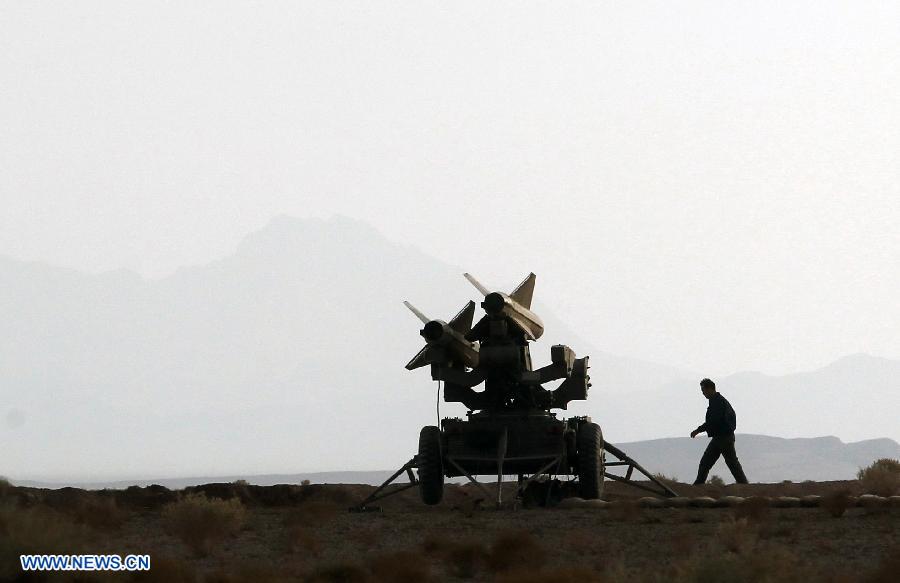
2, 2, 898, 376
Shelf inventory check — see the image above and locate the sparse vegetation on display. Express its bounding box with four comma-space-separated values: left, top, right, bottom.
708, 474, 726, 487
0, 505, 92, 581
653, 473, 680, 487
0, 480, 895, 581
821, 490, 852, 518
161, 492, 246, 555
857, 458, 900, 496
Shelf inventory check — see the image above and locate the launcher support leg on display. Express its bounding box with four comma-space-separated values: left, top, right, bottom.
603, 443, 679, 497
349, 456, 419, 512
446, 457, 494, 501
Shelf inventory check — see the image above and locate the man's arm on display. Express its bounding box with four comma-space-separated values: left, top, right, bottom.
690, 422, 707, 438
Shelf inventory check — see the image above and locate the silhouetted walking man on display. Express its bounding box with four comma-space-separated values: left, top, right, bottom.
690, 378, 748, 485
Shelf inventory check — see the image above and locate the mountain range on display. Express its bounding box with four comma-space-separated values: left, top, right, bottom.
1, 215, 897, 482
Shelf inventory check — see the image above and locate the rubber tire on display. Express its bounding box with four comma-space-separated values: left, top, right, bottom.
418, 426, 444, 505
577, 422, 605, 499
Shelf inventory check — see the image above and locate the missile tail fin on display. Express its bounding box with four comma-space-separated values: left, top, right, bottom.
403, 301, 431, 324
405, 345, 442, 370
449, 300, 476, 334
510, 272, 536, 309
463, 273, 490, 296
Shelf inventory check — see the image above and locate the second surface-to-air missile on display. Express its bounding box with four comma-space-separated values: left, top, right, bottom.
403, 300, 480, 370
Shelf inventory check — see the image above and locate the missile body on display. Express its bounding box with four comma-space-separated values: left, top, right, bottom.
404, 301, 479, 370
464, 273, 544, 341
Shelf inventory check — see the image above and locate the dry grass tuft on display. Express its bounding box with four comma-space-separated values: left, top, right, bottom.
821, 490, 853, 518
161, 492, 245, 556
857, 458, 900, 497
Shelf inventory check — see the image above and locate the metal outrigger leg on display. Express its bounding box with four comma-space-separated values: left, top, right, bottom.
603, 443, 679, 497
349, 456, 420, 512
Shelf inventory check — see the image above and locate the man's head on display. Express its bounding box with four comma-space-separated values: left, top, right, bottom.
700, 378, 717, 399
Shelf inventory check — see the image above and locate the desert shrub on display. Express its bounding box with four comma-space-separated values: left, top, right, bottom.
161, 492, 245, 555
707, 475, 726, 487
487, 529, 546, 573
66, 494, 127, 531
857, 458, 900, 496
821, 490, 852, 518
0, 505, 92, 581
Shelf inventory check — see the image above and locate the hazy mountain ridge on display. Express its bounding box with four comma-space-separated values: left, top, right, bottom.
1, 215, 897, 481
11, 434, 896, 489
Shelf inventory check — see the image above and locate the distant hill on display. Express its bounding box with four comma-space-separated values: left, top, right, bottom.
0, 215, 687, 481
12, 434, 897, 489
1, 215, 897, 482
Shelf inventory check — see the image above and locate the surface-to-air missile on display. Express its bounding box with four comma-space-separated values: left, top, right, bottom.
405, 273, 601, 506
352, 272, 679, 511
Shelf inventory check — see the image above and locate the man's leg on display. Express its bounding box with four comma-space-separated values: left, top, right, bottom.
693, 439, 722, 485
718, 435, 749, 484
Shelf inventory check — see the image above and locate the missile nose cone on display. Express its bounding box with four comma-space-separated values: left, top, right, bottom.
483, 292, 505, 314
421, 320, 444, 341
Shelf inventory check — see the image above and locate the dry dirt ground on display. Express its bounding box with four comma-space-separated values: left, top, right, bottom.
1, 480, 897, 582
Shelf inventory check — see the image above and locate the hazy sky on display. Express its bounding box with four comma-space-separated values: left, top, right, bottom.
2, 2, 898, 376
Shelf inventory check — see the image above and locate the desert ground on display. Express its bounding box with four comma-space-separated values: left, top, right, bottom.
1, 478, 897, 582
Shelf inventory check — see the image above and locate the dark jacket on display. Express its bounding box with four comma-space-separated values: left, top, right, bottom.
696, 393, 737, 437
